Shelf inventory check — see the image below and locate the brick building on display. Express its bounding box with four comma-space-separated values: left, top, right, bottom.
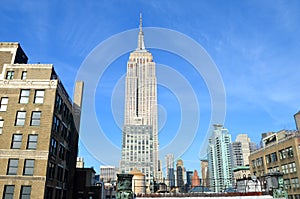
0, 42, 83, 199
249, 130, 300, 199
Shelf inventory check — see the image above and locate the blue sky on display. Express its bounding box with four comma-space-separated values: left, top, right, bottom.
1, 0, 300, 174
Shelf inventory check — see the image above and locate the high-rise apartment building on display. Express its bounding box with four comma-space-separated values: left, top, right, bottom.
0, 42, 83, 198
207, 124, 233, 192
100, 166, 117, 183
231, 134, 257, 168
120, 14, 158, 186
165, 154, 175, 189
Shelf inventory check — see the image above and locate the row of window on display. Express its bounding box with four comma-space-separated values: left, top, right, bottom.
49, 138, 68, 161
0, 111, 41, 135
47, 162, 69, 182
281, 162, 297, 174
252, 157, 264, 168
0, 90, 45, 112
279, 147, 294, 160
3, 185, 31, 199
6, 70, 28, 80
15, 111, 41, 126
266, 152, 278, 164
7, 159, 35, 176
284, 177, 300, 189
11, 134, 38, 150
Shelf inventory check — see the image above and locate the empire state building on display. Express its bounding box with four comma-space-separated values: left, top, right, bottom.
120, 14, 158, 184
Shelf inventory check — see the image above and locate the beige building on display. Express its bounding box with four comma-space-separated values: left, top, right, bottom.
249, 130, 300, 199
232, 166, 251, 181
200, 159, 209, 187
295, 111, 300, 132
129, 168, 146, 194
100, 165, 117, 183
0, 42, 83, 199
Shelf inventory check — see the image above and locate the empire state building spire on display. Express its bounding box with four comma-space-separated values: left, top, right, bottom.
137, 13, 145, 50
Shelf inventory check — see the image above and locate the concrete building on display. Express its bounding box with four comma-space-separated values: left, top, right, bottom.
207, 124, 233, 192
165, 154, 175, 189
231, 134, 257, 168
120, 14, 159, 186
249, 130, 300, 198
200, 159, 209, 187
0, 42, 83, 198
100, 166, 117, 183
176, 159, 185, 193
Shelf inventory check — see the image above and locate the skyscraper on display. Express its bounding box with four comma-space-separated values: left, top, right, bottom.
120, 14, 158, 186
200, 159, 209, 187
176, 159, 185, 193
165, 154, 175, 189
231, 134, 257, 168
207, 124, 233, 192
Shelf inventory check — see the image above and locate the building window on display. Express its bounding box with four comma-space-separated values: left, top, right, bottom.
0, 97, 8, 111
50, 138, 57, 156
282, 164, 289, 174
289, 162, 297, 173
7, 159, 19, 175
271, 152, 278, 162
279, 149, 286, 160
55, 94, 62, 112
287, 147, 294, 158
34, 90, 45, 104
15, 111, 26, 126
45, 187, 53, 199
284, 179, 291, 189
6, 71, 14, 79
0, 119, 4, 134
3, 185, 15, 199
48, 162, 56, 179
291, 178, 300, 189
30, 111, 41, 126
27, 134, 38, 150
11, 134, 22, 149
59, 144, 65, 160
57, 166, 64, 182
21, 71, 27, 80
19, 89, 30, 104
23, 159, 34, 176
52, 116, 60, 133
20, 186, 31, 199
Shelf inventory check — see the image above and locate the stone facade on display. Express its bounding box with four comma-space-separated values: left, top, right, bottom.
0, 42, 83, 199
120, 14, 158, 187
